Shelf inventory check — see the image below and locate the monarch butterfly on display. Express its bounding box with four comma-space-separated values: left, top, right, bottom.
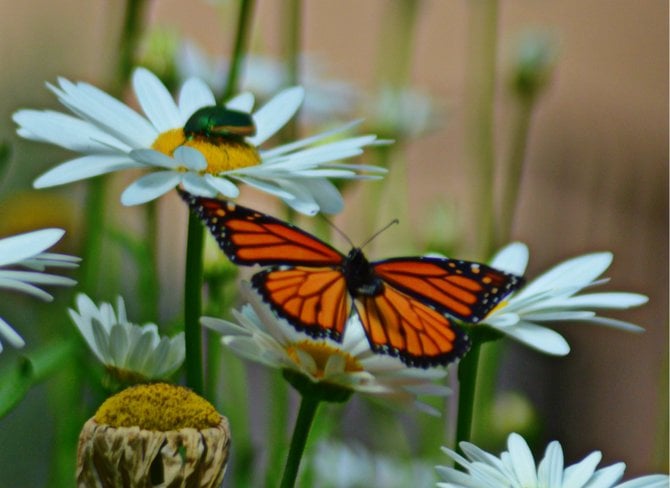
180, 190, 523, 367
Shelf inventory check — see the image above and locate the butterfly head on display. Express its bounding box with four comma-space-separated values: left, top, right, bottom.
343, 248, 384, 297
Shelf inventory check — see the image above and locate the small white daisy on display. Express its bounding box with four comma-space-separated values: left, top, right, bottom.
0, 228, 79, 352
201, 283, 450, 414
69, 293, 184, 382
481, 242, 648, 355
14, 67, 385, 215
436, 432, 669, 488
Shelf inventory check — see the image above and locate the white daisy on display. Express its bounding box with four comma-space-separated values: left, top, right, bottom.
14, 67, 386, 215
480, 242, 648, 355
201, 283, 450, 414
436, 432, 669, 488
69, 293, 184, 382
0, 228, 79, 352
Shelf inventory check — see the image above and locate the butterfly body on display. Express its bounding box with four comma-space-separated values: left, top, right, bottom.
181, 190, 524, 367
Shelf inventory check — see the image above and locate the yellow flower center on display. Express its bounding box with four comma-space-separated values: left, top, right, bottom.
152, 128, 261, 174
286, 340, 364, 379
94, 383, 220, 431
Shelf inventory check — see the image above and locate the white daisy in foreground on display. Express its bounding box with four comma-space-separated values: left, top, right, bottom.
202, 283, 449, 414
480, 243, 648, 355
14, 67, 386, 215
0, 228, 79, 352
69, 293, 184, 382
436, 432, 669, 488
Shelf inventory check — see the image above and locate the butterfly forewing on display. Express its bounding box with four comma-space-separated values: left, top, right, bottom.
354, 284, 470, 367
373, 257, 523, 322
252, 267, 351, 341
179, 190, 343, 266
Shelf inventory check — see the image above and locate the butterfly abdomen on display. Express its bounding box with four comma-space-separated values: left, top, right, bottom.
343, 248, 384, 297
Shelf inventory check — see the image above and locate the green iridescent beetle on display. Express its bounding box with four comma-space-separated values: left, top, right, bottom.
184, 106, 256, 140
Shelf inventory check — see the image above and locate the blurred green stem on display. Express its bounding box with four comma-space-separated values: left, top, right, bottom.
279, 395, 320, 488
455, 341, 480, 460
497, 94, 534, 247
466, 0, 498, 260
219, 0, 256, 103
115, 0, 149, 93
375, 0, 419, 93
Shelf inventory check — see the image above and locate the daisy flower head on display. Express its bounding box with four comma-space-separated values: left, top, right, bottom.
14, 67, 386, 215
480, 242, 648, 355
436, 432, 670, 488
0, 228, 79, 352
201, 283, 450, 413
69, 293, 184, 383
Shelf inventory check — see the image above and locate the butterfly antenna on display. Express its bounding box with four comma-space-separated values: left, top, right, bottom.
319, 214, 355, 247
359, 219, 399, 249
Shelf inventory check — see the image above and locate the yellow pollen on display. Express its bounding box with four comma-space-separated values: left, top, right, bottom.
152, 128, 261, 174
286, 341, 364, 379
487, 300, 509, 317
94, 383, 220, 431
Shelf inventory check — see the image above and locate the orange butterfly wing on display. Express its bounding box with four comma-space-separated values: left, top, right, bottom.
179, 190, 343, 266
354, 284, 470, 367
252, 267, 351, 340
373, 257, 523, 323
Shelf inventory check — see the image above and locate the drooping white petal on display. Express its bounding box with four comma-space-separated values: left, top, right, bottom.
248, 86, 304, 146
173, 145, 208, 171
130, 148, 181, 170
289, 178, 344, 215
121, 171, 181, 205
34, 155, 142, 188
204, 174, 240, 198
181, 173, 217, 197
132, 67, 182, 131
504, 321, 571, 355
259, 120, 363, 159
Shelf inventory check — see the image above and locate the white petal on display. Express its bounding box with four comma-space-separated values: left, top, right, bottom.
181, 173, 217, 197
0, 317, 26, 348
248, 86, 304, 146
121, 171, 180, 205
504, 321, 571, 355
204, 174, 240, 198
292, 178, 343, 214
537, 440, 563, 487
13, 110, 129, 153
178, 77, 216, 121
0, 277, 53, 301
173, 145, 208, 171
50, 78, 157, 148
225, 92, 255, 112
260, 120, 363, 159
0, 229, 64, 266
561, 292, 648, 309
490, 242, 529, 275
507, 433, 538, 487
132, 67, 181, 131
232, 175, 296, 200
562, 451, 602, 487
130, 148, 180, 169
579, 317, 645, 333
586, 462, 625, 488
523, 311, 596, 321
616, 475, 670, 488
34, 155, 141, 188
517, 253, 613, 300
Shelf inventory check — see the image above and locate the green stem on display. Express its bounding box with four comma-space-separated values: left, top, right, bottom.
455, 342, 481, 460
80, 177, 106, 294
497, 94, 534, 247
220, 0, 256, 103
466, 0, 499, 259
115, 0, 149, 94
140, 199, 159, 321
281, 0, 301, 142
279, 394, 321, 488
184, 213, 205, 394
266, 375, 290, 485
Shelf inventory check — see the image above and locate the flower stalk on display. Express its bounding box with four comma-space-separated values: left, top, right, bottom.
279, 394, 321, 488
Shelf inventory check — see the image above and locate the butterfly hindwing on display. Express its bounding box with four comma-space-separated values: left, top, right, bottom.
354, 284, 470, 367
252, 267, 351, 341
373, 257, 523, 322
179, 189, 343, 266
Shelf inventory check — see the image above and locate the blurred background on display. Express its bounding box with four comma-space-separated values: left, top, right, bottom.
0, 0, 667, 485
